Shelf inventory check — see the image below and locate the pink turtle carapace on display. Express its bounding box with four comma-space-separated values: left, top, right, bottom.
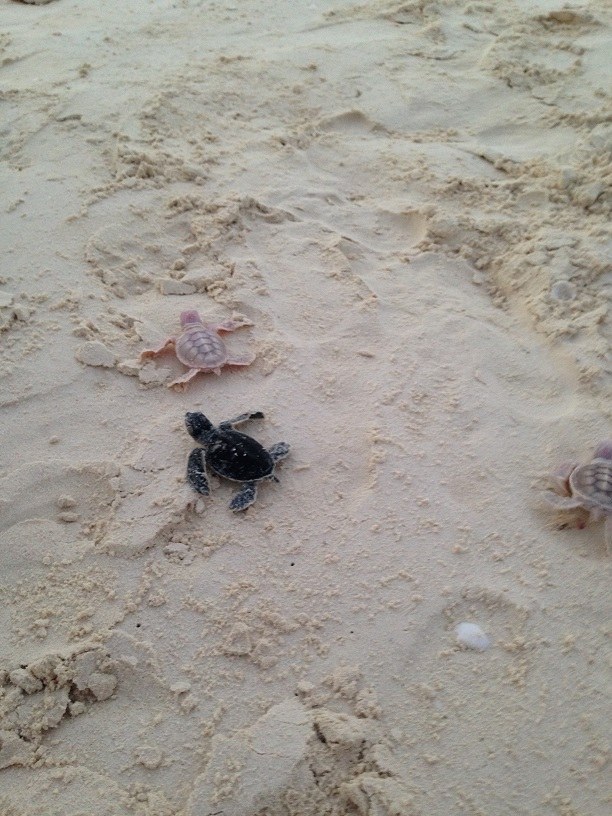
139, 311, 255, 390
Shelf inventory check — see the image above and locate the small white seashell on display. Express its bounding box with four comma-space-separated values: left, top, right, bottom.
455, 622, 490, 652
550, 281, 576, 301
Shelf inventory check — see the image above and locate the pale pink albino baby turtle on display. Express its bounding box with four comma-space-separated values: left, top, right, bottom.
139, 310, 255, 390
544, 440, 612, 552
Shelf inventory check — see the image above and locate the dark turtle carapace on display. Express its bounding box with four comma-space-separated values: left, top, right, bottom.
185, 411, 290, 511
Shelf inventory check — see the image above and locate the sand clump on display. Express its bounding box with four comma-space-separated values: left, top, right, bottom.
1, 0, 610, 814
0, 645, 118, 770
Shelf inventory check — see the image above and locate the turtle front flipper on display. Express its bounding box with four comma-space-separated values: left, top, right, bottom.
219, 411, 264, 430
229, 481, 258, 512
212, 317, 254, 333
226, 353, 256, 369
139, 337, 176, 361
543, 491, 583, 510
169, 368, 201, 391
187, 448, 210, 495
268, 442, 290, 463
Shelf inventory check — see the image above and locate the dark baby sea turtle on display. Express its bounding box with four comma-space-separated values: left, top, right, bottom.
185, 411, 290, 511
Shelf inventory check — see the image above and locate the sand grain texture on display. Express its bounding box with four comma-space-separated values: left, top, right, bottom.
1, 0, 610, 814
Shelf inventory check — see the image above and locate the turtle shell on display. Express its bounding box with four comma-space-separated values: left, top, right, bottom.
569, 458, 612, 512
206, 429, 274, 482
175, 325, 227, 370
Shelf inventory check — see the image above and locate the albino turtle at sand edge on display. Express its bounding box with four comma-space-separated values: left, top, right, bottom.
544, 440, 612, 552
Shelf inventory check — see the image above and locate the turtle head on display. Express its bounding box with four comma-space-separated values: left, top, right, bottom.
185, 412, 214, 443
180, 310, 203, 328
593, 440, 612, 461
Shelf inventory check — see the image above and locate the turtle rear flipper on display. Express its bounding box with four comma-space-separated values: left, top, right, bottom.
230, 482, 258, 512
187, 448, 210, 495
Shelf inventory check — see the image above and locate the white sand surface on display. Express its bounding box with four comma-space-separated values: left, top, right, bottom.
1, 0, 610, 813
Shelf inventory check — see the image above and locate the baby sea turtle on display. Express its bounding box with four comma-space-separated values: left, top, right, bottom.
139, 310, 255, 390
544, 439, 612, 551
185, 411, 290, 511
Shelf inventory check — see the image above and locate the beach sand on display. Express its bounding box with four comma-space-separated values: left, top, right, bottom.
1, 0, 610, 813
